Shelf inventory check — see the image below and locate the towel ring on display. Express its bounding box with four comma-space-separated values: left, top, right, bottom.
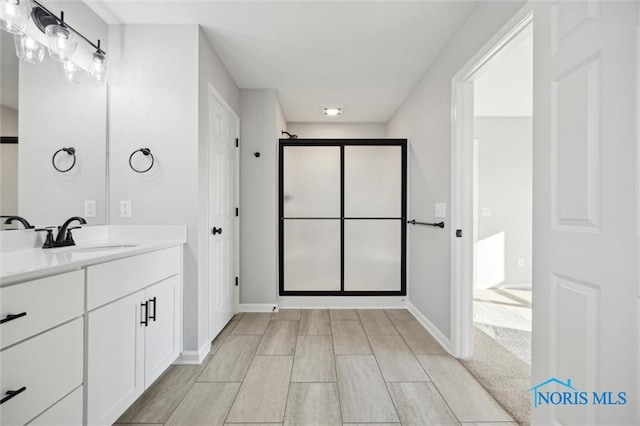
52, 147, 76, 173
129, 148, 154, 173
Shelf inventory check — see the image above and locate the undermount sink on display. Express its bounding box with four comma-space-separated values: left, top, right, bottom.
68, 244, 138, 253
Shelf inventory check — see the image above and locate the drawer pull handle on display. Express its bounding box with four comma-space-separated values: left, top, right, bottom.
0, 312, 27, 324
0, 387, 27, 405
141, 302, 149, 327
149, 297, 157, 322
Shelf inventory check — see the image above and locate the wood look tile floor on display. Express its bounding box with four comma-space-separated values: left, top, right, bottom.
116, 310, 516, 426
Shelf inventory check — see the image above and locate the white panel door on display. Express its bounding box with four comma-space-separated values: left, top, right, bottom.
532, 2, 639, 424
208, 91, 237, 341
87, 291, 146, 426
144, 276, 180, 386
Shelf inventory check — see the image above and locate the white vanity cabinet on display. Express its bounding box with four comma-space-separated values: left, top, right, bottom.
0, 240, 183, 426
86, 247, 181, 426
0, 271, 84, 426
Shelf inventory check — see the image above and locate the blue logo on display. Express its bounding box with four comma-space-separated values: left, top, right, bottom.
527, 377, 627, 408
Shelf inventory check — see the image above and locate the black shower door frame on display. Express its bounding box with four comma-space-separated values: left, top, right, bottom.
278, 139, 407, 296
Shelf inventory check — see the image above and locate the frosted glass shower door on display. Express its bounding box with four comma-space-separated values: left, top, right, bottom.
280, 140, 406, 295
344, 145, 404, 291
281, 146, 341, 291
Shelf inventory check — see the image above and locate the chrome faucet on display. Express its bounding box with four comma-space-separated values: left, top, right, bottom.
35, 216, 87, 249
1, 216, 34, 229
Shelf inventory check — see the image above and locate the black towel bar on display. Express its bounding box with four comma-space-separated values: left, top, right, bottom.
407, 220, 445, 228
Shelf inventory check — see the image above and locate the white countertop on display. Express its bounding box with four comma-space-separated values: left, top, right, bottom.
1, 226, 187, 286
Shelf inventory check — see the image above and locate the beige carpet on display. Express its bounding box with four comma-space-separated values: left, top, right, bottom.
460, 327, 531, 425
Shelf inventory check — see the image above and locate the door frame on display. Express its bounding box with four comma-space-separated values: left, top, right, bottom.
206, 83, 240, 341
450, 6, 533, 358
278, 139, 407, 296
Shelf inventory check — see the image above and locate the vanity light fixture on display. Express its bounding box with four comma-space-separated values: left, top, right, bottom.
323, 107, 343, 117
59, 60, 80, 84
2, 0, 110, 84
88, 40, 109, 83
44, 11, 77, 63
0, 0, 29, 34
14, 32, 45, 64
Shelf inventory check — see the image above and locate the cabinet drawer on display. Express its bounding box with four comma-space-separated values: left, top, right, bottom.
87, 246, 180, 311
28, 386, 83, 426
0, 270, 84, 350
0, 318, 83, 426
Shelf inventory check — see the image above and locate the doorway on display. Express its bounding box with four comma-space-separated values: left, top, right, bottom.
279, 139, 407, 296
471, 24, 533, 366
451, 11, 533, 425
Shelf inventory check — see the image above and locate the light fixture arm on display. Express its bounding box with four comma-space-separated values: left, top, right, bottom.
31, 0, 105, 54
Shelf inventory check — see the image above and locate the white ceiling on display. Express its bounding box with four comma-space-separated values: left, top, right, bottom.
84, 0, 477, 123
474, 24, 532, 117
1, 31, 19, 110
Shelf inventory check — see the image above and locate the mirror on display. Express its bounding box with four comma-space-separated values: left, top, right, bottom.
0, 1, 108, 231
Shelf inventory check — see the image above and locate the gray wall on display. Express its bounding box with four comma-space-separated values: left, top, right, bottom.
286, 123, 386, 139
108, 24, 240, 354
387, 1, 525, 339
239, 89, 285, 306
0, 106, 17, 135
474, 117, 532, 288
1, 106, 18, 218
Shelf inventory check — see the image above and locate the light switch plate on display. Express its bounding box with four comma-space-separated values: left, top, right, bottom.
482, 207, 492, 217
120, 201, 132, 218
435, 203, 446, 218
84, 200, 96, 218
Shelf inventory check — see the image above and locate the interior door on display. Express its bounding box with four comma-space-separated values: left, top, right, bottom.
208, 92, 237, 341
532, 2, 639, 424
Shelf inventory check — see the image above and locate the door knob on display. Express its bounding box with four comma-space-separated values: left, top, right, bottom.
211, 227, 223, 235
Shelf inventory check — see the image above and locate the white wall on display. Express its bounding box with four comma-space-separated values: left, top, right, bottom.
197, 29, 240, 347
473, 28, 532, 117
239, 89, 285, 306
474, 117, 532, 288
19, 0, 108, 228
286, 123, 386, 139
109, 24, 239, 355
387, 1, 525, 340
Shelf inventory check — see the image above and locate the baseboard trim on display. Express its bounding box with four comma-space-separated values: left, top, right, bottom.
407, 301, 453, 355
278, 296, 408, 309
239, 303, 278, 313
174, 340, 211, 365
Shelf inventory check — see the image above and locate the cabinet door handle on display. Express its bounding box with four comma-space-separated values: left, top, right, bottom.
0, 312, 27, 324
149, 297, 157, 322
0, 387, 27, 405
141, 302, 149, 326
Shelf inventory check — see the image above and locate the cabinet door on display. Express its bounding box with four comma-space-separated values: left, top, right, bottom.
144, 275, 180, 386
87, 290, 146, 426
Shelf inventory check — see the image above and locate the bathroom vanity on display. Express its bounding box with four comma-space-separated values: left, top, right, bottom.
0, 226, 186, 426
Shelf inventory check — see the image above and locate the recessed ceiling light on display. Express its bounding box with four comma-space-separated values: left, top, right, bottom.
323, 107, 343, 117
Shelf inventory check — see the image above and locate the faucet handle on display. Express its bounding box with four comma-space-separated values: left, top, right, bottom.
34, 228, 55, 248
65, 226, 82, 243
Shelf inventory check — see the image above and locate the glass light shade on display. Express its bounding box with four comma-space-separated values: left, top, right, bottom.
14, 33, 44, 64
45, 23, 77, 62
88, 50, 109, 83
0, 0, 30, 34
58, 60, 80, 84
